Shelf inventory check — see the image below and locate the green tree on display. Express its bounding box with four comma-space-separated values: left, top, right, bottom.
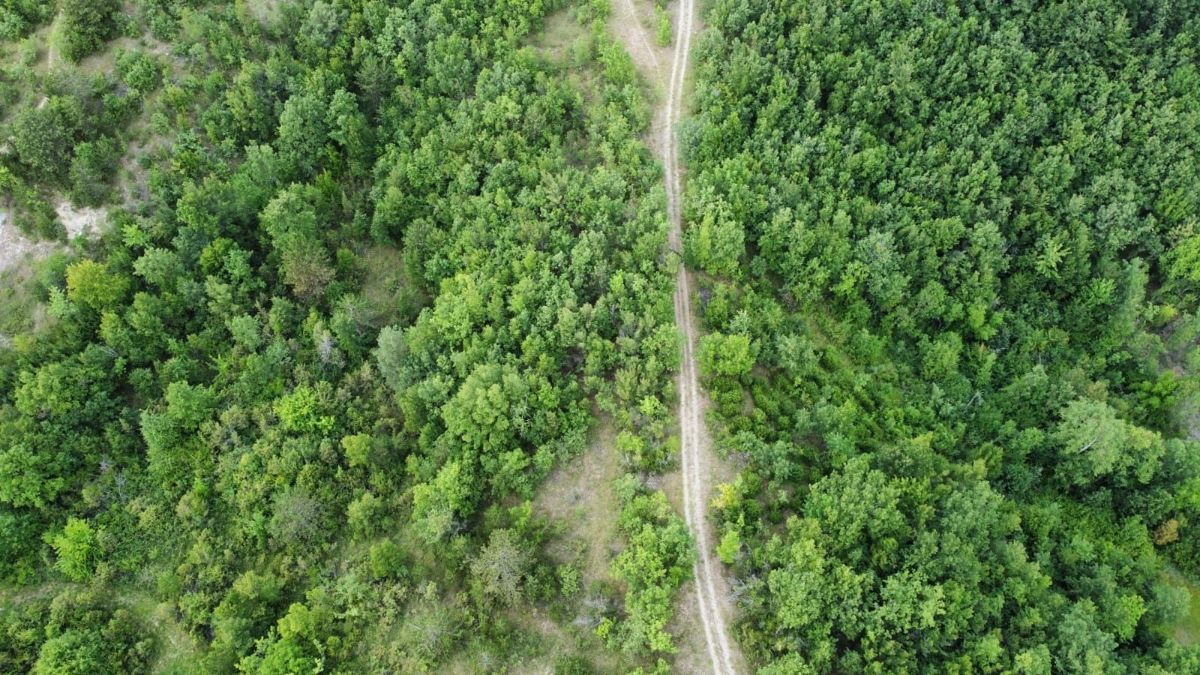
58, 0, 120, 63
0, 443, 65, 509
441, 364, 527, 458
368, 540, 407, 580
373, 325, 412, 395
655, 6, 671, 47
260, 187, 334, 301
0, 1, 52, 41
469, 528, 531, 607
605, 486, 693, 655
340, 433, 372, 468
1054, 601, 1120, 674
11, 97, 83, 183
211, 570, 284, 663
269, 489, 327, 549
238, 634, 314, 675
273, 384, 335, 435
346, 491, 383, 537
65, 260, 128, 310
411, 460, 472, 544
698, 332, 755, 379
69, 137, 121, 207
49, 518, 98, 582
33, 630, 109, 675
685, 192, 744, 279
1, 349, 121, 510
717, 528, 740, 565
1054, 398, 1165, 486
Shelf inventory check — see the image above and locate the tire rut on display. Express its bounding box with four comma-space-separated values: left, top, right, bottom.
661, 0, 743, 673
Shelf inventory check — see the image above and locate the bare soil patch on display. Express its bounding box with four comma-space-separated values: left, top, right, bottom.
55, 199, 107, 239
0, 211, 57, 275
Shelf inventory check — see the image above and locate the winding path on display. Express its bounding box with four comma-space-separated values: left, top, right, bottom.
661, 1, 742, 673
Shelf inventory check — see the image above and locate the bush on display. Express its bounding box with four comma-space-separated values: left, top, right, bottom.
0, 1, 53, 41
11, 97, 84, 184
48, 517, 98, 582
116, 50, 164, 94
58, 0, 121, 63
69, 136, 122, 207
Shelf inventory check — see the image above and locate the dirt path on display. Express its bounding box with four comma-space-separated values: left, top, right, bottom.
36, 21, 57, 110
666, 0, 742, 669
613, 0, 745, 672
618, 0, 662, 75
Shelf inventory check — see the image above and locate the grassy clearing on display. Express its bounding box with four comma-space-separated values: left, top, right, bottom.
535, 418, 623, 586
0, 581, 201, 674
528, 417, 630, 673
357, 245, 423, 327
0, 255, 57, 338
244, 0, 285, 27
1163, 567, 1200, 646
530, 6, 589, 64
117, 591, 203, 675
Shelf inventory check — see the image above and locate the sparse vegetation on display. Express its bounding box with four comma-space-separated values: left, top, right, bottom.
654, 5, 670, 47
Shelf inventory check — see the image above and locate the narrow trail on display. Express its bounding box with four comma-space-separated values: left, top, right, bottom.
619, 0, 661, 72
610, 1, 743, 671
37, 28, 57, 110
660, 1, 743, 673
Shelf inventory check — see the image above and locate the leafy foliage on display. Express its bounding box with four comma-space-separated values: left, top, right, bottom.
0, 0, 681, 671
0, 588, 153, 674
601, 478, 692, 656
58, 0, 121, 63
690, 0, 1200, 670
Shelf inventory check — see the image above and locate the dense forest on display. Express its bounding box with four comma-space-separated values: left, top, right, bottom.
687, 0, 1200, 672
4, 0, 1200, 673
0, 1, 693, 672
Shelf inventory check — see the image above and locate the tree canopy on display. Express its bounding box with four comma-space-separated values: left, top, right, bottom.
2, 0, 1200, 671
0, 0, 685, 671
690, 0, 1200, 671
